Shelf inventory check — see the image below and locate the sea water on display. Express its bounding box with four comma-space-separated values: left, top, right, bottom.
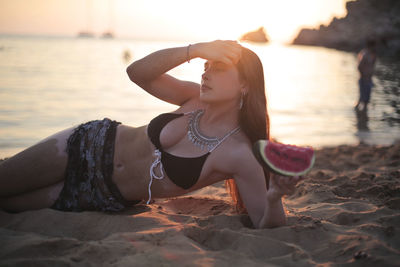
0, 35, 399, 158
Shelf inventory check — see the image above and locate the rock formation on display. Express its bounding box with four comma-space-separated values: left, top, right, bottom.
240, 27, 269, 43
293, 0, 400, 57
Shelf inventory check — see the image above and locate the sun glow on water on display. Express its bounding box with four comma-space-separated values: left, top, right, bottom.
1, 37, 399, 159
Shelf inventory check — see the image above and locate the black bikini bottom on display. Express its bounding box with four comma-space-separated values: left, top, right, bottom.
51, 118, 140, 212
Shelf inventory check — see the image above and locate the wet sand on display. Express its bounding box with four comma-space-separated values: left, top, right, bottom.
1, 142, 399, 266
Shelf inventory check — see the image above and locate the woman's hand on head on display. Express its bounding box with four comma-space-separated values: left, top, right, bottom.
266, 174, 305, 203
192, 40, 242, 65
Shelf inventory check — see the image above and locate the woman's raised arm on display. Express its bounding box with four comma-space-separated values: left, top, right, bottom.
126, 41, 242, 106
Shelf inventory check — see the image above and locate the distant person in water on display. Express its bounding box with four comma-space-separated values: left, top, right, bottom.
0, 40, 305, 229
355, 39, 377, 112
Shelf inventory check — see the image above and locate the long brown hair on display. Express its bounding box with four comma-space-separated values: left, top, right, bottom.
225, 46, 270, 213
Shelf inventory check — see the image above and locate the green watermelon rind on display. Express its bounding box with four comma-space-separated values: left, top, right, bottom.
253, 140, 315, 176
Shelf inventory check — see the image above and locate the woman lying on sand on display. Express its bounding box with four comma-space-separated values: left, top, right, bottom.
0, 40, 304, 228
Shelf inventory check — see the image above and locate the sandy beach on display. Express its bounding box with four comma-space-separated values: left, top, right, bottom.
0, 142, 399, 266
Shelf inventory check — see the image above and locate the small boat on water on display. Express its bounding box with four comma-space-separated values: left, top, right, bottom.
77, 31, 95, 38
77, 0, 95, 38
101, 31, 114, 39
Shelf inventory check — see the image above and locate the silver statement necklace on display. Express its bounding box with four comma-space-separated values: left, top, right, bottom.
187, 110, 240, 151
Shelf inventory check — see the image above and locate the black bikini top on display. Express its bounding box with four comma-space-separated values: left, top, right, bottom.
147, 112, 209, 189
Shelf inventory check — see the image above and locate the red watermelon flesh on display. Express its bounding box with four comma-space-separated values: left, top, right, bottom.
253, 140, 315, 176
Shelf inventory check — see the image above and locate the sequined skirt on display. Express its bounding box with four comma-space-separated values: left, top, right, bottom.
51, 118, 140, 212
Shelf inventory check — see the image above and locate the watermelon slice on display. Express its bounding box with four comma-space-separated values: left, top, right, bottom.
253, 140, 315, 176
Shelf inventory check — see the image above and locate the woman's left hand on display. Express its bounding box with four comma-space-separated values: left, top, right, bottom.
266, 174, 305, 202
192, 40, 242, 65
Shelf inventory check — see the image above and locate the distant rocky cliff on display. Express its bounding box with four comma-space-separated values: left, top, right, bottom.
240, 27, 269, 43
293, 0, 400, 57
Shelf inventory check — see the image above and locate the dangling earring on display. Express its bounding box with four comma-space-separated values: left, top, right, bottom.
239, 92, 245, 109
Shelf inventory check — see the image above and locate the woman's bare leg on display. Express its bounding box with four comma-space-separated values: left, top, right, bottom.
0, 181, 64, 212
0, 127, 75, 197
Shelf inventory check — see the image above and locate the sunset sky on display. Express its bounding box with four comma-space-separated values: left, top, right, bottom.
0, 0, 351, 43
